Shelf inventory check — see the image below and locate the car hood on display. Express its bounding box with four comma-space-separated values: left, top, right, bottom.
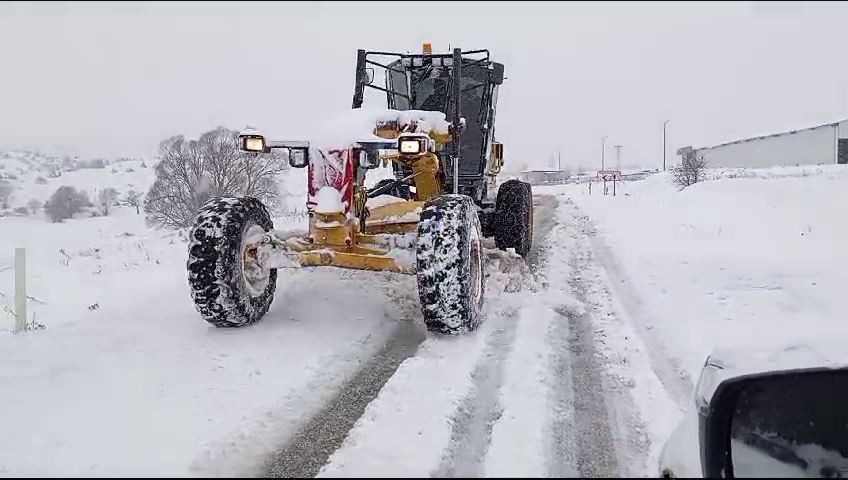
700, 338, 848, 405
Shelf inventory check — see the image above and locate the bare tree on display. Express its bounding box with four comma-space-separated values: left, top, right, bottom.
44, 186, 91, 223
0, 180, 13, 209
144, 126, 287, 229
123, 189, 143, 214
97, 187, 120, 216
671, 151, 708, 188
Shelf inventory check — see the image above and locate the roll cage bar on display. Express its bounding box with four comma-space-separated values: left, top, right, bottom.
351, 48, 505, 198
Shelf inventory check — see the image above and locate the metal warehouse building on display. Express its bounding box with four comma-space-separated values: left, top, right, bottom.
678, 118, 848, 168
520, 169, 571, 185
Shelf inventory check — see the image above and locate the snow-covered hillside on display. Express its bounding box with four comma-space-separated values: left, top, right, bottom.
0, 150, 154, 213
0, 148, 314, 220
0, 146, 316, 329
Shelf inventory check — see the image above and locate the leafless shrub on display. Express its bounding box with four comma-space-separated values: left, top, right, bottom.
144, 126, 287, 230
97, 187, 120, 216
672, 151, 708, 188
44, 186, 92, 222
123, 189, 143, 214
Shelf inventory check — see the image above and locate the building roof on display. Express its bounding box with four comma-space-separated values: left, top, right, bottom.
693, 117, 848, 152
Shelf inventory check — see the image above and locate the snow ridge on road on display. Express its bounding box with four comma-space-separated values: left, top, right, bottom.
555, 198, 682, 474
541, 199, 630, 478
585, 220, 694, 408
432, 306, 517, 478
435, 196, 558, 478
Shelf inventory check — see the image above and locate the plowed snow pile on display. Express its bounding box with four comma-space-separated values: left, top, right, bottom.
561, 165, 848, 385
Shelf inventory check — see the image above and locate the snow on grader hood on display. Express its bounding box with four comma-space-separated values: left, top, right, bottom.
186, 44, 533, 336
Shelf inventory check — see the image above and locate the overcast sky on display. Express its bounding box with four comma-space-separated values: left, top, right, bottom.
3, 0, 848, 170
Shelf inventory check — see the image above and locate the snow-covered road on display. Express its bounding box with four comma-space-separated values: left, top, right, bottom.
262, 195, 672, 478
0, 193, 675, 477
4, 165, 847, 477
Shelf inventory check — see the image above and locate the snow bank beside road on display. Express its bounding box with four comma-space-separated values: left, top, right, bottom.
0, 208, 413, 477
567, 166, 848, 389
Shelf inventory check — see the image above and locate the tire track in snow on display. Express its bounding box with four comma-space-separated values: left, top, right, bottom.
266, 196, 558, 478
431, 309, 518, 478
545, 248, 618, 477
554, 301, 620, 478
580, 260, 660, 476
433, 196, 559, 478
263, 319, 426, 478
544, 198, 662, 477
544, 296, 580, 478
540, 196, 619, 477
570, 198, 694, 408
561, 199, 670, 475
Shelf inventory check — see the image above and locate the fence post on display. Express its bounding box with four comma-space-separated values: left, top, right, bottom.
15, 248, 26, 333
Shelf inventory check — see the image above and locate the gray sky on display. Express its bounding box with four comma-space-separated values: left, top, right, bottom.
3, 1, 848, 170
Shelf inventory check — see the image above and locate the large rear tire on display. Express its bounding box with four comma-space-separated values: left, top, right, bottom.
187, 196, 278, 328
416, 194, 485, 334
494, 179, 534, 258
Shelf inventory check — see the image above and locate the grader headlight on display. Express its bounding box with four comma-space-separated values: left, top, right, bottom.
397, 134, 431, 156
242, 135, 267, 153
399, 138, 422, 154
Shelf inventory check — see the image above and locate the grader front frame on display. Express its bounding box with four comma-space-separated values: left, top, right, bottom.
186, 45, 534, 336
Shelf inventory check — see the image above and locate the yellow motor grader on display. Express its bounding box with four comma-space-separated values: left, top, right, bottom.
186, 45, 534, 335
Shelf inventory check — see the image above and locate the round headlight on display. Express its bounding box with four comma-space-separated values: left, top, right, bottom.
399, 139, 422, 154
244, 136, 266, 152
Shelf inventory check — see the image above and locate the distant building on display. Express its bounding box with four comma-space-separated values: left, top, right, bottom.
520, 169, 571, 185
678, 118, 848, 169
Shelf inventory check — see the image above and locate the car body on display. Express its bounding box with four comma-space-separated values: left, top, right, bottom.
658, 340, 848, 478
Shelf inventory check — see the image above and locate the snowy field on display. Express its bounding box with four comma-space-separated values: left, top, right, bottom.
1, 161, 846, 477
556, 164, 848, 394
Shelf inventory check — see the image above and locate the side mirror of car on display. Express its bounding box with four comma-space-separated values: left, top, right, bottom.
700, 363, 848, 478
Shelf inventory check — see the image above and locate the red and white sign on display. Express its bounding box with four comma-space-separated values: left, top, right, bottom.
596, 169, 623, 181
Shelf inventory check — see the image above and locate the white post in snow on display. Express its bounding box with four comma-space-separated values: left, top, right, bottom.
14, 248, 26, 333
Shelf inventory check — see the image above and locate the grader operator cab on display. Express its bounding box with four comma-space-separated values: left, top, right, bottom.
186, 44, 534, 335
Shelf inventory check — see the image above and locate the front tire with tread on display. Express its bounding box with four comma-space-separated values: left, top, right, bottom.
416, 194, 485, 335
187, 196, 278, 328
494, 179, 534, 258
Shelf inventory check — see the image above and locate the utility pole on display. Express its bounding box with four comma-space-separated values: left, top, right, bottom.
601, 135, 608, 171
663, 119, 670, 171
614, 144, 622, 170
558, 151, 562, 171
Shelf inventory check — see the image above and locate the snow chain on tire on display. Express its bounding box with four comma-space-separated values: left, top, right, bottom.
187, 196, 278, 328
416, 194, 485, 334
